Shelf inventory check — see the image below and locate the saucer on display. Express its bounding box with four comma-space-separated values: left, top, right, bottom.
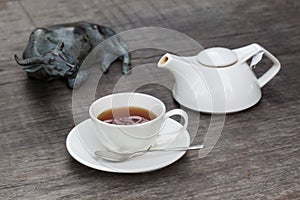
66, 118, 190, 173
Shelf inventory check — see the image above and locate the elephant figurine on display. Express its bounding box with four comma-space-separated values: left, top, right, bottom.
15, 21, 131, 88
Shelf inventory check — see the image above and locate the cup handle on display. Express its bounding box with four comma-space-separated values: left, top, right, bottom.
233, 43, 281, 88
153, 109, 189, 148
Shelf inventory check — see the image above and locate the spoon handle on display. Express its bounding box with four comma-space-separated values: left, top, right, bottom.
94, 144, 205, 162
146, 144, 204, 152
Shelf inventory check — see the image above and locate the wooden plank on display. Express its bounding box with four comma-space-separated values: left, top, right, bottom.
0, 0, 299, 199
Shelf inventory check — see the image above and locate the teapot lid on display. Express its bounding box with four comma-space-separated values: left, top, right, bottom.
196, 47, 238, 67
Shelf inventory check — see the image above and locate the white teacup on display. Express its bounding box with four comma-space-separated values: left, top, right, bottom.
89, 92, 188, 153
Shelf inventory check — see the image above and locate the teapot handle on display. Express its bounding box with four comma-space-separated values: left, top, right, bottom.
233, 43, 281, 88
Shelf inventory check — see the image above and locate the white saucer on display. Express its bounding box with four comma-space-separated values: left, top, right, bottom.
66, 118, 190, 173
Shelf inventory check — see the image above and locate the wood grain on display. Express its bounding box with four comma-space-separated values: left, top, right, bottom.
0, 0, 299, 199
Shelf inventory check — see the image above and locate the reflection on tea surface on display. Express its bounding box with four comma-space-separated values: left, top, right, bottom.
97, 107, 157, 125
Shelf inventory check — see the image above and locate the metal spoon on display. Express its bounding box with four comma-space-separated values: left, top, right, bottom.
94, 144, 204, 162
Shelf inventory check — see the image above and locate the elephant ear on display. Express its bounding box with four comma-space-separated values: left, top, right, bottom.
55, 42, 64, 51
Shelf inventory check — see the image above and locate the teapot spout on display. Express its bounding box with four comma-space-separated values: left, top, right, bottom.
158, 53, 183, 69
158, 53, 191, 74
158, 53, 171, 68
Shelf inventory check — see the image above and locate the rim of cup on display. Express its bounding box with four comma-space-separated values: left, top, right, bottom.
89, 92, 166, 128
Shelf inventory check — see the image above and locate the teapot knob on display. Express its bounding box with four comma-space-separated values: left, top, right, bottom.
196, 47, 238, 68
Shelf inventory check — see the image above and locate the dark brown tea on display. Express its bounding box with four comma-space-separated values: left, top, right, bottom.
97, 107, 157, 125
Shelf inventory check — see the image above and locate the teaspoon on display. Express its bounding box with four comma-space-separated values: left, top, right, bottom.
94, 144, 204, 162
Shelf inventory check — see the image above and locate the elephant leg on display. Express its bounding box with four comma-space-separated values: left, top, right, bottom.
113, 36, 131, 74
99, 26, 131, 74
100, 49, 131, 74
120, 50, 131, 74
109, 37, 131, 74
67, 70, 87, 88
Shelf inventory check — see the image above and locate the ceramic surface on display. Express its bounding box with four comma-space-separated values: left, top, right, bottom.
89, 93, 188, 153
158, 43, 281, 113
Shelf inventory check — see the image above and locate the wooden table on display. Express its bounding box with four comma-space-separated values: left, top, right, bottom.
1, 0, 299, 199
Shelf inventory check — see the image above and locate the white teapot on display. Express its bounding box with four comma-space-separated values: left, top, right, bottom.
158, 43, 280, 113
